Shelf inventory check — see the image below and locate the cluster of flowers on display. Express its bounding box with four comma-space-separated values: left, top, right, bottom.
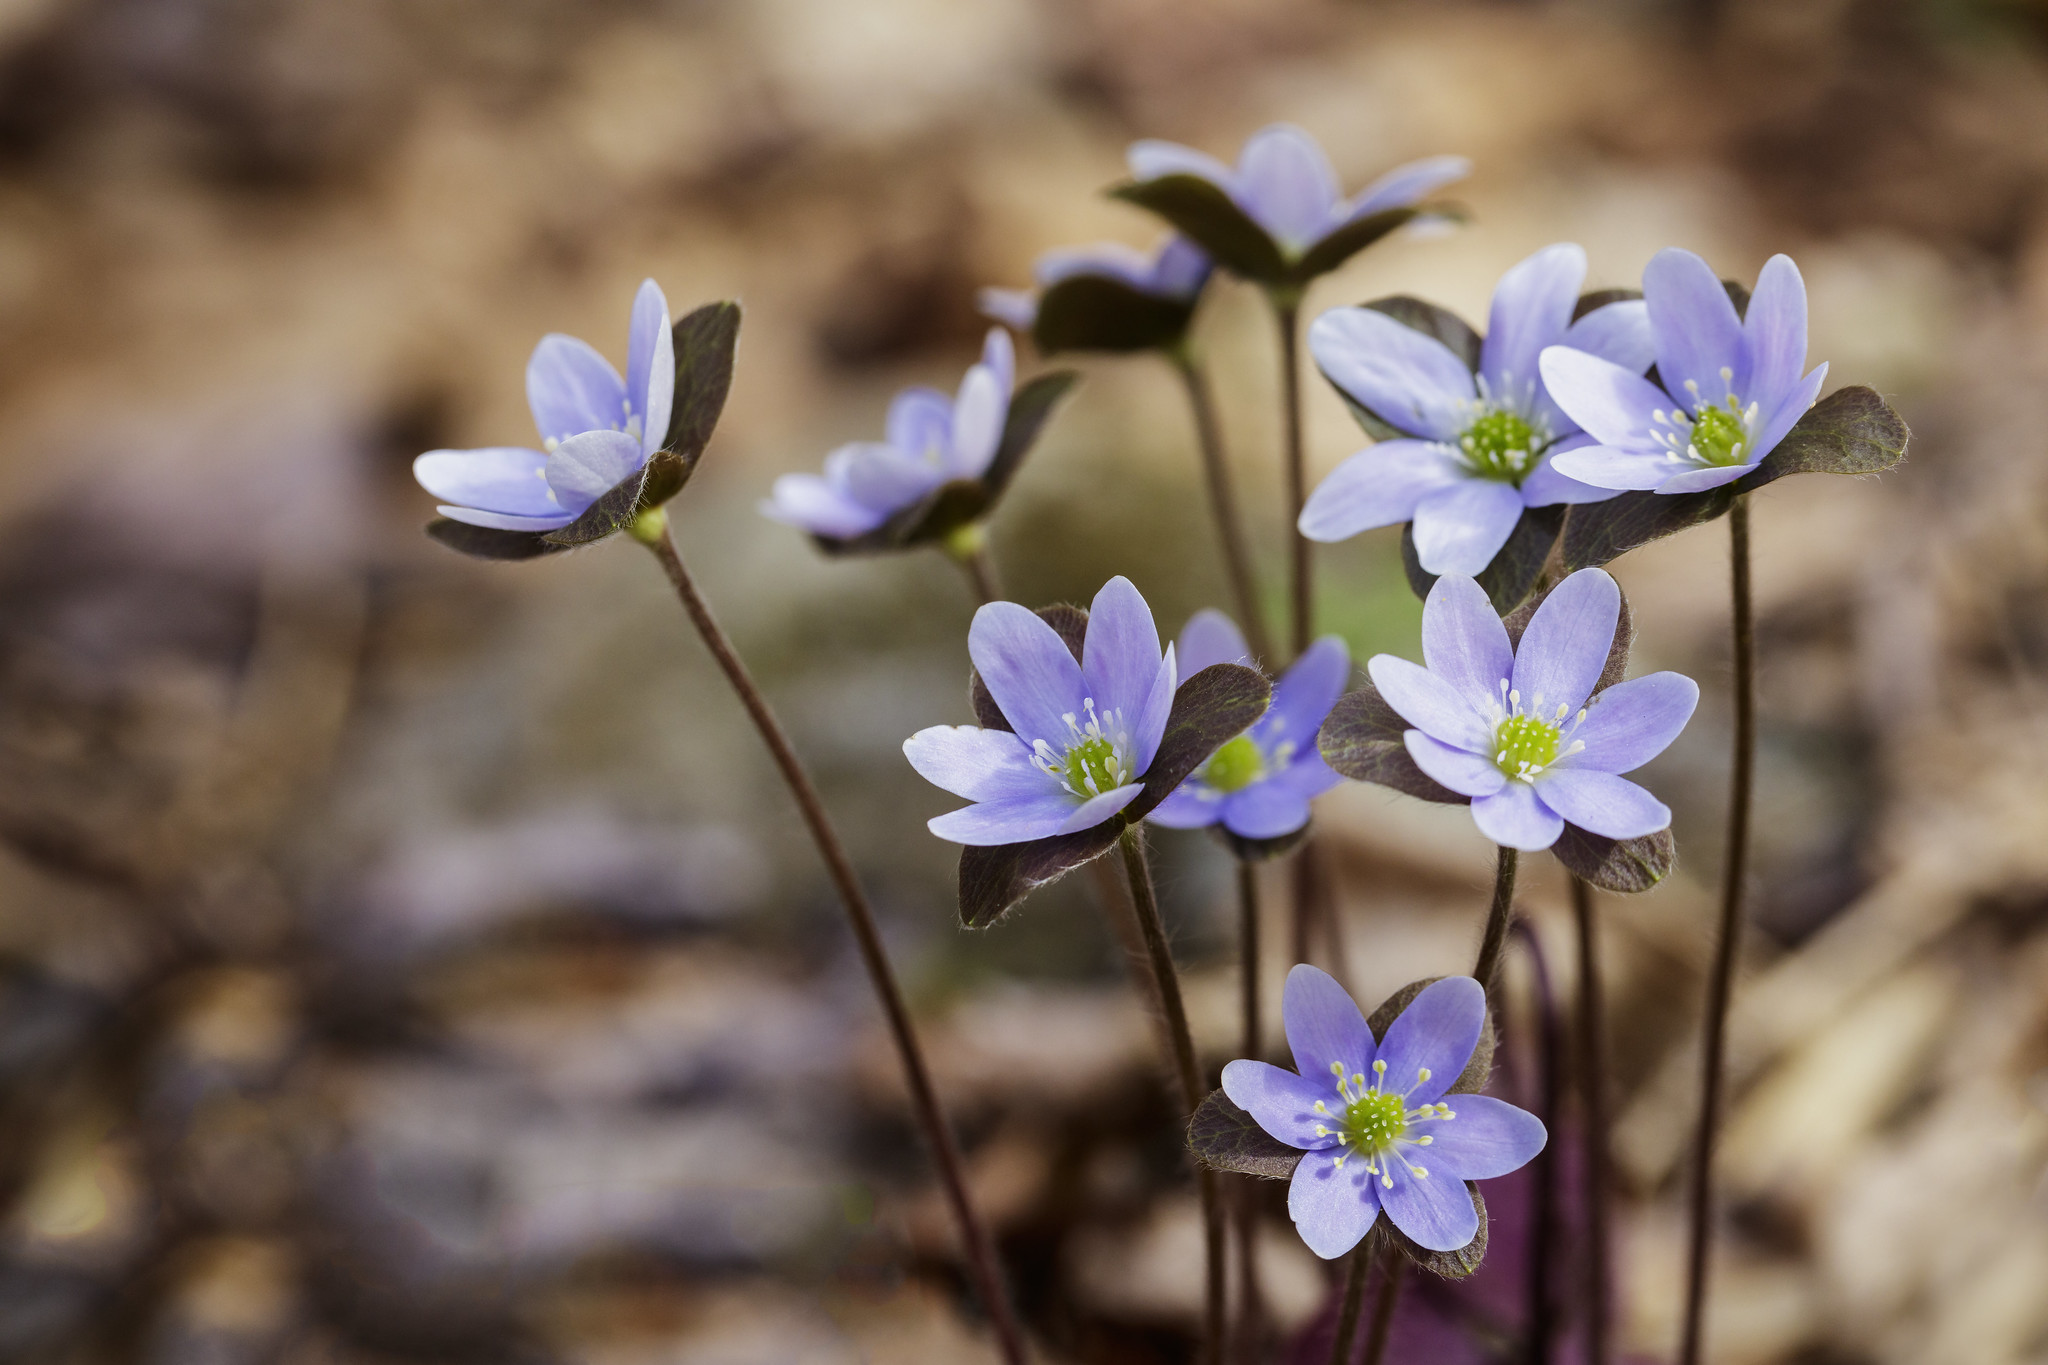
413, 119, 1905, 1349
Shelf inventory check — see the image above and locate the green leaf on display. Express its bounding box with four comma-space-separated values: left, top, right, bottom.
1365, 977, 1493, 1096
658, 299, 742, 484
426, 518, 569, 561
1289, 207, 1418, 283
1033, 276, 1194, 354
1739, 385, 1909, 490
1559, 486, 1735, 571
1553, 824, 1674, 894
1187, 1089, 1304, 1179
1363, 295, 1481, 372
1317, 685, 1463, 805
1399, 507, 1561, 614
1110, 175, 1286, 283
958, 660, 1272, 927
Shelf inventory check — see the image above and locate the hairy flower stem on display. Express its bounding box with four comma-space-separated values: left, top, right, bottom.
1572, 876, 1612, 1365
1169, 343, 1271, 662
1233, 859, 1265, 1360
637, 514, 1029, 1365
1473, 846, 1520, 992
1118, 826, 1223, 1365
1515, 919, 1562, 1365
1327, 1247, 1370, 1365
1362, 1253, 1407, 1365
1272, 296, 1312, 659
1680, 494, 1755, 1365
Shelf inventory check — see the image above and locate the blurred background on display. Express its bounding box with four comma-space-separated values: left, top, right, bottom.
3, 0, 2048, 1361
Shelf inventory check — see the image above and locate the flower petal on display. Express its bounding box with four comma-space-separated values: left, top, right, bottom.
1222, 1059, 1340, 1151
1373, 976, 1485, 1107
1421, 574, 1514, 717
886, 387, 953, 460
1232, 124, 1341, 250
1470, 782, 1564, 851
903, 725, 1052, 803
527, 333, 626, 445
1534, 769, 1670, 840
1518, 437, 1623, 507
825, 440, 939, 514
1298, 441, 1466, 542
1566, 672, 1699, 773
1512, 567, 1619, 715
1654, 462, 1756, 494
1058, 781, 1146, 833
1745, 362, 1829, 466
1559, 299, 1656, 377
1404, 731, 1506, 799
1127, 138, 1233, 186
928, 793, 1084, 846
1218, 781, 1313, 840
1178, 609, 1251, 674
437, 504, 573, 532
1345, 154, 1471, 219
977, 287, 1038, 331
1366, 655, 1491, 752
1265, 748, 1344, 802
1146, 784, 1221, 829
1288, 1149, 1382, 1260
628, 279, 674, 457
1083, 576, 1165, 728
1537, 346, 1667, 452
1257, 635, 1350, 748
545, 430, 645, 512
759, 474, 886, 538
1547, 442, 1682, 492
950, 362, 1006, 479
1414, 1094, 1547, 1180
1742, 254, 1809, 419
1283, 964, 1377, 1089
1644, 246, 1743, 409
1149, 235, 1212, 297
1379, 1165, 1479, 1252
969, 601, 1088, 749
414, 446, 557, 516
1480, 243, 1585, 405
1411, 480, 1525, 577
1310, 309, 1477, 442
1130, 644, 1177, 777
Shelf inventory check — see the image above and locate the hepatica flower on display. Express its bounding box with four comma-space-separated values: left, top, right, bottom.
979, 235, 1212, 343
906, 576, 1178, 844
1540, 249, 1827, 496
1148, 610, 1346, 842
416, 280, 675, 533
1367, 569, 1696, 851
1223, 967, 1544, 1256
1300, 244, 1654, 584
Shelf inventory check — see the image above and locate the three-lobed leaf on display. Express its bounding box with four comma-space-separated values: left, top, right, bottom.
1109, 175, 1286, 283
1033, 277, 1194, 355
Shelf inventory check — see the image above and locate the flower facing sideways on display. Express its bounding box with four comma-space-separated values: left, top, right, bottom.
978, 235, 1212, 341
415, 280, 675, 533
1148, 610, 1346, 842
906, 576, 1178, 845
1370, 569, 1698, 852
1540, 248, 1827, 496
1224, 966, 1545, 1257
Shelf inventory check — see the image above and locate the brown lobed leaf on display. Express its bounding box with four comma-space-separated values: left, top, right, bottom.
1033, 276, 1194, 355
1110, 175, 1286, 283
1317, 686, 1462, 804
1739, 384, 1909, 490
427, 518, 568, 561
1186, 1089, 1305, 1180
1553, 824, 1674, 893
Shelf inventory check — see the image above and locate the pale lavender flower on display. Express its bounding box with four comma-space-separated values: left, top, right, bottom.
414, 280, 675, 532
1300, 244, 1654, 576
760, 329, 1014, 539
1148, 611, 1346, 841
1369, 569, 1698, 851
1539, 249, 1828, 495
905, 576, 1177, 845
1128, 124, 1468, 262
1224, 966, 1546, 1257
977, 235, 1213, 333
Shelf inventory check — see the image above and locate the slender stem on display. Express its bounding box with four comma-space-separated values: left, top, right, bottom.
1170, 345, 1272, 661
1514, 919, 1561, 1365
1473, 846, 1520, 991
1233, 858, 1264, 1362
1237, 860, 1261, 1061
1679, 494, 1754, 1365
1118, 827, 1222, 1365
1327, 1245, 1370, 1365
637, 515, 1028, 1365
943, 522, 1003, 605
1272, 297, 1311, 658
1572, 876, 1612, 1365
1361, 1250, 1406, 1365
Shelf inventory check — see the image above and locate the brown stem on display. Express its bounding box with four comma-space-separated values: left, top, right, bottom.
1361, 1250, 1406, 1365
1327, 1245, 1370, 1365
1237, 859, 1261, 1062
1679, 494, 1754, 1365
1514, 919, 1562, 1365
1118, 826, 1223, 1365
1572, 876, 1611, 1365
638, 516, 1028, 1365
1273, 297, 1312, 659
1473, 846, 1519, 991
1233, 858, 1265, 1360
1170, 345, 1272, 662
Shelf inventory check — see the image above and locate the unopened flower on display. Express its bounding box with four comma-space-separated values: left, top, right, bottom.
1365, 569, 1696, 851
906, 576, 1178, 845
1300, 244, 1653, 579
1224, 966, 1545, 1257
978, 235, 1212, 349
1148, 610, 1346, 842
1540, 249, 1828, 495
415, 280, 675, 533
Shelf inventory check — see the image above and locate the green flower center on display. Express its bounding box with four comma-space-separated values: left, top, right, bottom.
1200, 734, 1264, 793
1494, 713, 1562, 778
1062, 734, 1126, 798
1459, 409, 1541, 484
1687, 400, 1748, 466
1311, 1058, 1458, 1189
1343, 1088, 1409, 1153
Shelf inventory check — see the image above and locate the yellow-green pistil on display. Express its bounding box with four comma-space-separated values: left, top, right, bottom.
1310, 1057, 1455, 1188
1062, 734, 1125, 797
1459, 410, 1540, 484
1685, 399, 1748, 465
1199, 734, 1264, 793
1494, 712, 1562, 777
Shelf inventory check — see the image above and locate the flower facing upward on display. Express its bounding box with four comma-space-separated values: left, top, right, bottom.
1224, 966, 1545, 1257
1300, 244, 1654, 576
978, 235, 1212, 334
760, 329, 1015, 540
905, 576, 1177, 845
1539, 248, 1828, 496
1369, 569, 1698, 852
415, 281, 676, 532
1128, 125, 1468, 262
1147, 610, 1346, 841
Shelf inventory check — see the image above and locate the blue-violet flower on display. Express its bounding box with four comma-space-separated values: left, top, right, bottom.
906, 576, 1177, 845
1539, 248, 1827, 495
1225, 966, 1545, 1256
1370, 569, 1698, 851
1148, 611, 1346, 840
1300, 244, 1654, 575
978, 235, 1212, 334
414, 280, 675, 532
